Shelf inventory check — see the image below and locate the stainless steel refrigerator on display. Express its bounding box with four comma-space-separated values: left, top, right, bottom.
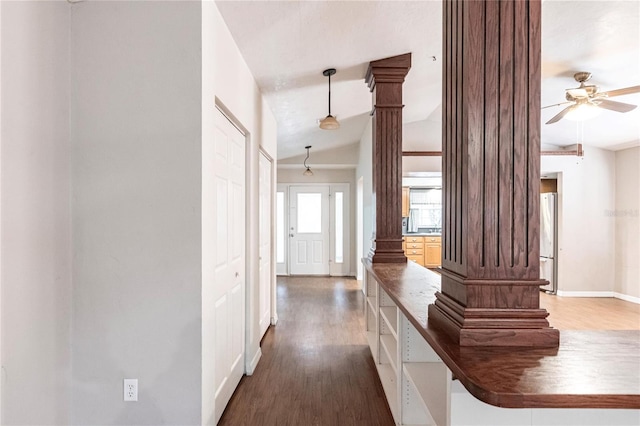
540, 193, 557, 294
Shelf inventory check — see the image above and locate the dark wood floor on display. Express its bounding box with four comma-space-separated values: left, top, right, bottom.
218, 276, 394, 426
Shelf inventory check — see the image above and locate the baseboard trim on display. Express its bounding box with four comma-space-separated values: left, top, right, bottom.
613, 292, 640, 305
555, 291, 640, 304
270, 314, 278, 326
556, 291, 614, 298
245, 347, 262, 376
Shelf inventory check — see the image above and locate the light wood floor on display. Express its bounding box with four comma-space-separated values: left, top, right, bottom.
218, 277, 640, 425
540, 292, 640, 330
218, 276, 394, 426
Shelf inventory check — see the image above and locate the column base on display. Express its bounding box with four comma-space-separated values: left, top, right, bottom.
368, 238, 407, 263
428, 270, 559, 347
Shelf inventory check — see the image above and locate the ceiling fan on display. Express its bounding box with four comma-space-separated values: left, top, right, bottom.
543, 72, 640, 124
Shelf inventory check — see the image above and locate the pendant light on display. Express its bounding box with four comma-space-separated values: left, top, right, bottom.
319, 68, 340, 130
303, 145, 314, 176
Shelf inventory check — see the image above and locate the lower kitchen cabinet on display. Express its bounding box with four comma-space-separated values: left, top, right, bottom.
424, 236, 441, 268
404, 235, 441, 268
404, 237, 425, 266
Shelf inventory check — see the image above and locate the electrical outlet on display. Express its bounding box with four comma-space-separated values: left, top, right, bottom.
124, 379, 138, 402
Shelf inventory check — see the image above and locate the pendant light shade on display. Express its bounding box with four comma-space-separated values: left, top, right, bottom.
319, 114, 339, 130
303, 145, 314, 176
319, 68, 340, 130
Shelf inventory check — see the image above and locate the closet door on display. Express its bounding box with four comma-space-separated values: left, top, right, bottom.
213, 108, 246, 423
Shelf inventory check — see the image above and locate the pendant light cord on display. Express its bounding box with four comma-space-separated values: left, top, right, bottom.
304, 146, 311, 169
328, 73, 332, 116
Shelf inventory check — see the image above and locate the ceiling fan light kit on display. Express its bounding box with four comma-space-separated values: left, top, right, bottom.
544, 71, 640, 125
564, 103, 602, 121
319, 68, 340, 130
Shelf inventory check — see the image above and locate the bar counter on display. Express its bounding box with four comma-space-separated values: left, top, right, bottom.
364, 259, 640, 410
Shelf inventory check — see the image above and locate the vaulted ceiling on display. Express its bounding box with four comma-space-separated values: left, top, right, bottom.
216, 0, 640, 160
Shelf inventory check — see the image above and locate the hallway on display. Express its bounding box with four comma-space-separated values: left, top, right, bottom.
218, 276, 394, 426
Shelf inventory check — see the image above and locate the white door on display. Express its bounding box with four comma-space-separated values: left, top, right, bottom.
213, 108, 245, 423
258, 151, 272, 338
289, 186, 330, 275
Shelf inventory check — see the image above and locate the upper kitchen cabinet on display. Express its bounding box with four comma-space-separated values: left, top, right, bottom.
402, 187, 410, 217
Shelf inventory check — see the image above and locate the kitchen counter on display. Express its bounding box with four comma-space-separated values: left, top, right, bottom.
403, 232, 442, 236
364, 258, 640, 409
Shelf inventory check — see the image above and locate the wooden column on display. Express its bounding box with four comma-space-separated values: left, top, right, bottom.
428, 0, 559, 347
366, 53, 411, 263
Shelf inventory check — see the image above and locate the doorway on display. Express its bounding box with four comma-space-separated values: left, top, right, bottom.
276, 183, 351, 276
289, 185, 330, 275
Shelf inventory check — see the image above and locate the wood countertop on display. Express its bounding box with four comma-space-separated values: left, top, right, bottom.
364, 259, 640, 409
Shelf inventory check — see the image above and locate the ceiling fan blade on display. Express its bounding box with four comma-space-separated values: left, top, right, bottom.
567, 88, 588, 98
596, 99, 637, 113
542, 101, 573, 110
545, 104, 578, 124
602, 85, 640, 98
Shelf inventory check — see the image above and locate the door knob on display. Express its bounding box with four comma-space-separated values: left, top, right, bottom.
235, 272, 239, 277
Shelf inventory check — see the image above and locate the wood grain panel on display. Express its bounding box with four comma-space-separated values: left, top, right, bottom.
436, 0, 555, 346
366, 54, 411, 263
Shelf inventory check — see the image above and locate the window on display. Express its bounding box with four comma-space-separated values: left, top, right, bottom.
276, 191, 285, 263
335, 192, 343, 263
297, 193, 322, 233
409, 188, 442, 230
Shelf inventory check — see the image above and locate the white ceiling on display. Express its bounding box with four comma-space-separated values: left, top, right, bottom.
216, 0, 640, 160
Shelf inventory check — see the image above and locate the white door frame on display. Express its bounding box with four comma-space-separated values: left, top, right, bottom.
277, 183, 351, 277
357, 177, 364, 281
258, 148, 275, 336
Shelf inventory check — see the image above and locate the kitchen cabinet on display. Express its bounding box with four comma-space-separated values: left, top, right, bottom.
404, 235, 441, 268
403, 237, 425, 266
424, 236, 441, 268
401, 187, 410, 217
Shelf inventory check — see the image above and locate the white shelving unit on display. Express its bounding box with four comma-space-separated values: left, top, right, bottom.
364, 269, 640, 426
363, 270, 378, 363
366, 269, 446, 426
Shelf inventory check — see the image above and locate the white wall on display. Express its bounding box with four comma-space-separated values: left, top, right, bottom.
542, 146, 616, 294
614, 146, 640, 300
403, 156, 442, 174
1, 2, 72, 424
278, 143, 359, 167
356, 118, 374, 264
277, 168, 354, 184
0, 2, 276, 424
70, 2, 203, 424
402, 119, 442, 173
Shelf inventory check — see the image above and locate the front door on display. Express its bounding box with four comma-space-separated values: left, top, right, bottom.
289, 186, 330, 275
213, 108, 245, 423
